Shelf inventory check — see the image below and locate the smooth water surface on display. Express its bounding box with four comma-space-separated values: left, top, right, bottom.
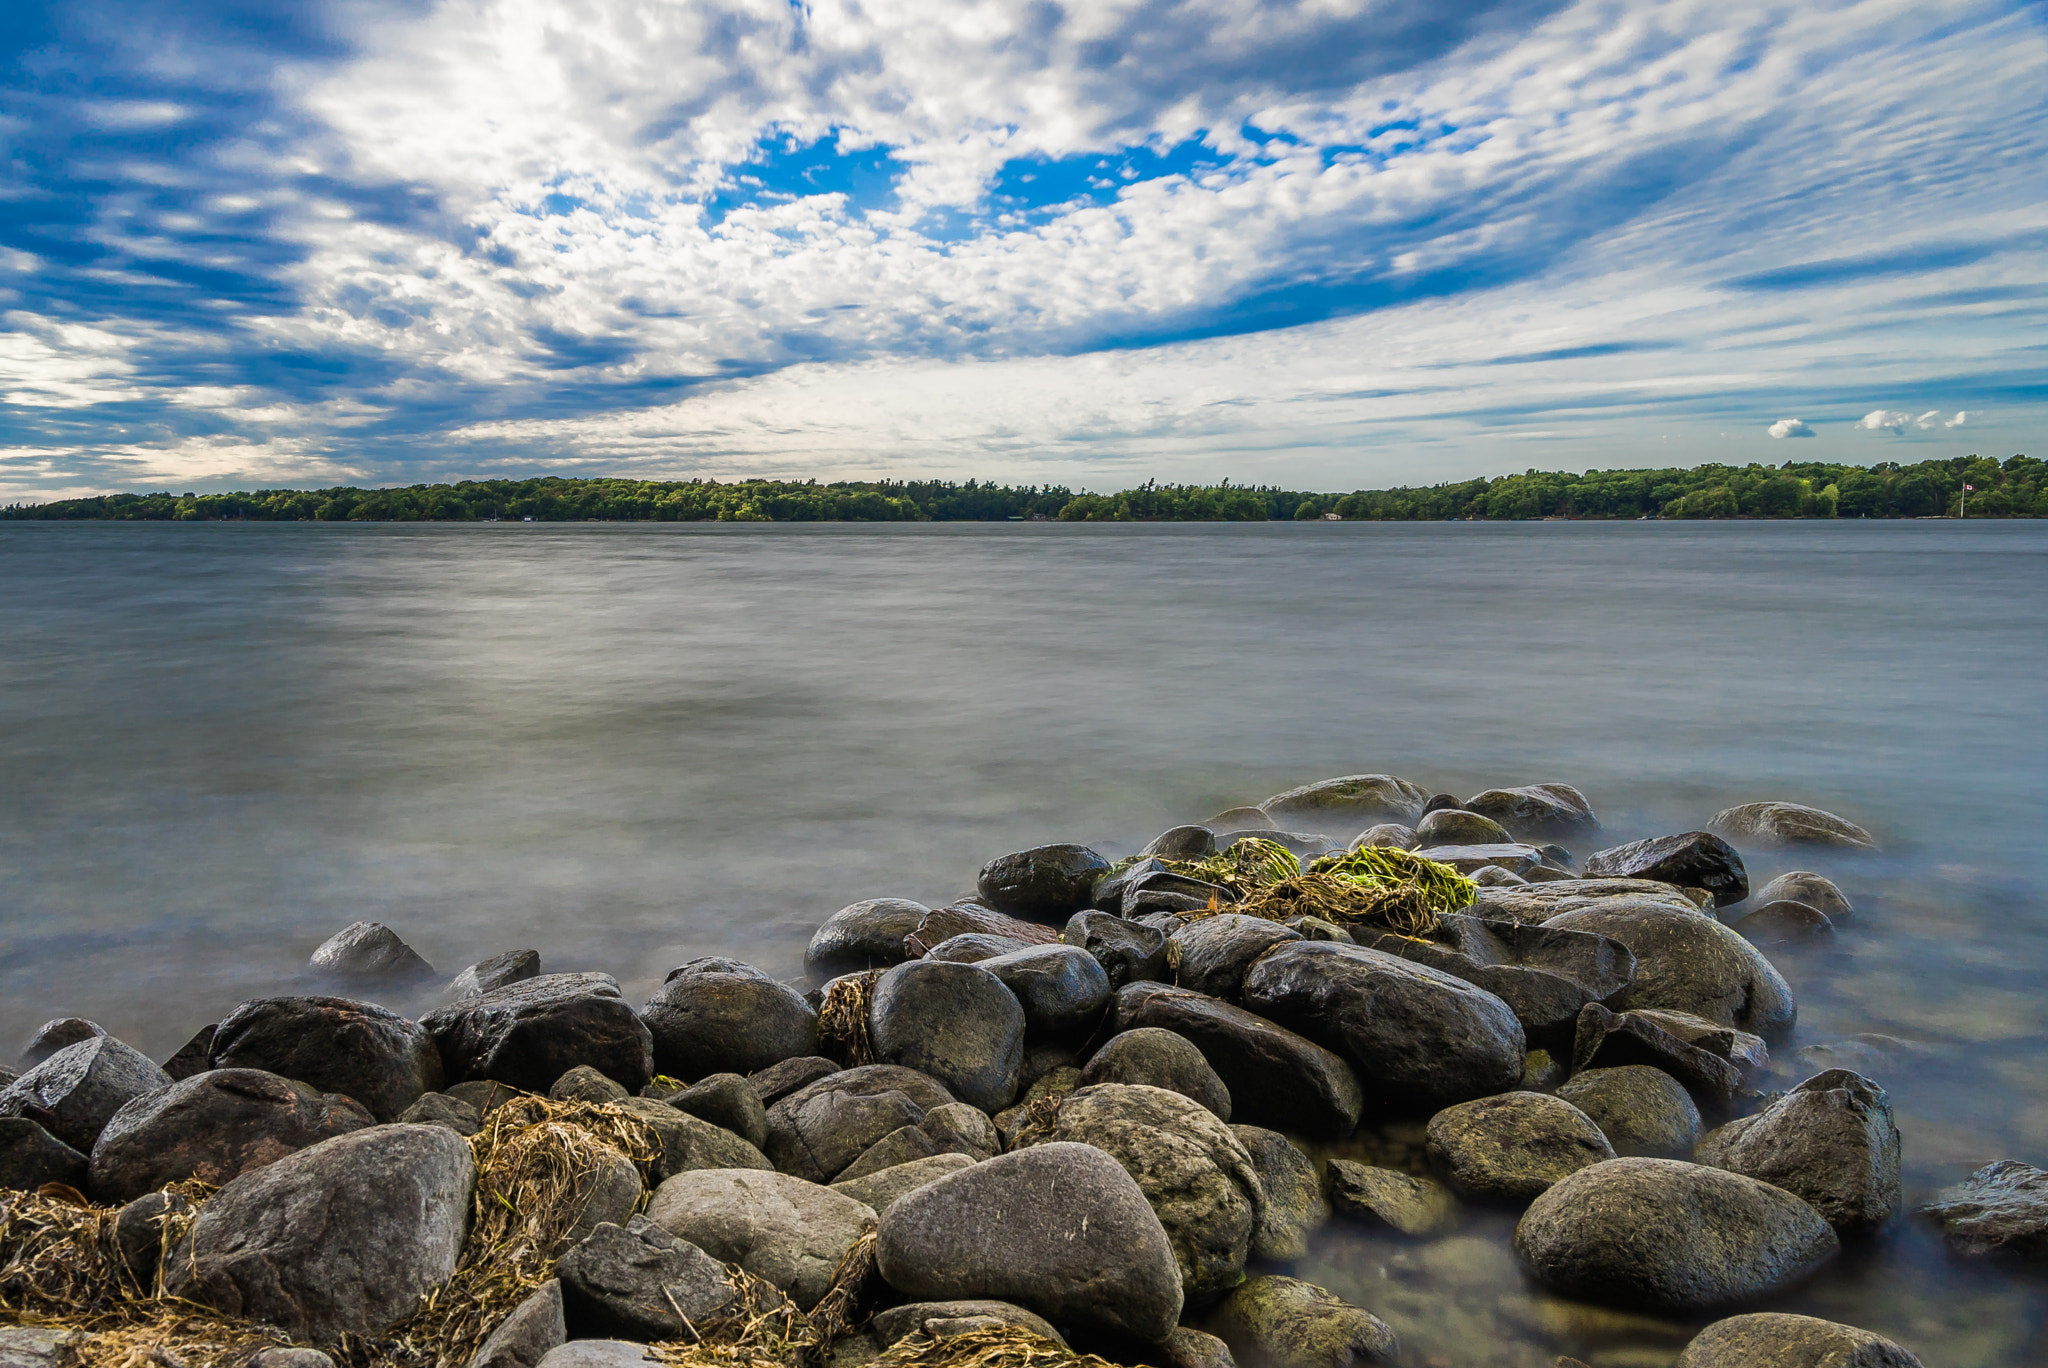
3, 519, 2045, 1364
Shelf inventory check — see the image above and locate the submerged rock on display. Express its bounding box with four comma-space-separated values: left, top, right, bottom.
1082, 1028, 1232, 1120
804, 899, 930, 977
1207, 1275, 1398, 1368
1755, 871, 1854, 922
1262, 775, 1429, 828
1923, 1160, 2048, 1261
307, 921, 437, 985
977, 845, 1113, 921
0, 1037, 173, 1153
1233, 1125, 1327, 1261
1425, 1092, 1614, 1202
88, 1068, 374, 1203
1708, 802, 1879, 852
1324, 1160, 1456, 1237
1543, 905, 1794, 1038
422, 973, 653, 1096
1673, 1312, 1923, 1367
1731, 900, 1834, 945
869, 959, 1024, 1113
209, 996, 443, 1123
641, 958, 819, 1080
645, 1168, 874, 1311
1582, 833, 1749, 907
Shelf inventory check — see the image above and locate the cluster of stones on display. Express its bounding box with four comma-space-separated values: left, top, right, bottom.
0, 774, 2023, 1368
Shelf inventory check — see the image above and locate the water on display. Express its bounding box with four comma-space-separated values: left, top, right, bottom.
3, 519, 2045, 1364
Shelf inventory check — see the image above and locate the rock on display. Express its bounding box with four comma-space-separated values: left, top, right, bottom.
1163, 1327, 1236, 1368
1543, 905, 1794, 1038
1348, 824, 1418, 851
805, 899, 931, 977
1520, 1049, 1565, 1091
1014, 1042, 1079, 1092
19, 1019, 106, 1070
1262, 776, 1429, 828
0, 1037, 174, 1153
1285, 917, 1353, 942
248, 1353, 333, 1368
1513, 1156, 1839, 1312
671, 1073, 770, 1151
1569, 1004, 1743, 1107
747, 1057, 839, 1107
113, 1189, 193, 1281
1111, 983, 1362, 1137
869, 960, 1024, 1112
1233, 1125, 1325, 1260
1756, 871, 1854, 921
555, 1217, 745, 1340
423, 974, 653, 1096
1241, 942, 1524, 1113
763, 1065, 953, 1183
1460, 785, 1600, 842
977, 945, 1111, 1042
1583, 833, 1749, 907
642, 960, 818, 1083
1062, 911, 1170, 988
1169, 916, 1302, 1000
1082, 1029, 1232, 1119
1360, 915, 1633, 1050
161, 1026, 217, 1082
210, 996, 443, 1122
615, 1097, 773, 1180
1472, 880, 1702, 926
88, 1068, 375, 1203
993, 1068, 1081, 1149
1673, 1312, 1923, 1367
470, 1280, 565, 1368
1426, 1093, 1614, 1202
1144, 826, 1219, 859
646, 1168, 875, 1311
877, 1141, 1182, 1341
1732, 900, 1834, 945
923, 934, 1029, 964
868, 1300, 1065, 1346
445, 1080, 526, 1116
906, 904, 1064, 955
447, 950, 542, 1001
1555, 1066, 1700, 1158
166, 1123, 476, 1341
400, 1092, 482, 1136
551, 1066, 630, 1105
1414, 809, 1514, 846
1325, 1160, 1456, 1236
1793, 1034, 1923, 1078
1414, 844, 1548, 876
1221, 830, 1337, 860
559, 1151, 648, 1250
1924, 1160, 2048, 1260
1470, 865, 1528, 887
1208, 807, 1274, 833
0, 1117, 88, 1191
835, 1108, 987, 1183
1708, 803, 1879, 852
977, 845, 1114, 921
1620, 1008, 1770, 1082
1092, 858, 1208, 913
308, 921, 437, 985
1022, 1082, 1262, 1307
1207, 1275, 1398, 1368
0, 1329, 79, 1368
831, 1152, 977, 1214
1696, 1069, 1900, 1236
535, 1344, 658, 1368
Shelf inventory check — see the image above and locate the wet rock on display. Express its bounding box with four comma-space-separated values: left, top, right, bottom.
1923, 1160, 2048, 1261
423, 973, 653, 1096
1112, 983, 1361, 1137
671, 1073, 769, 1151
1325, 1160, 1455, 1236
616, 1097, 772, 1180
1207, 1275, 1398, 1368
977, 845, 1114, 921
1414, 809, 1514, 846
977, 945, 1111, 1042
1285, 917, 1353, 943
1360, 915, 1633, 1050
1673, 1312, 1923, 1367
1626, 1009, 1770, 1082
1233, 1125, 1326, 1260
0, 1328, 78, 1368
1347, 824, 1417, 851
1582, 834, 1749, 907
1697, 1069, 1901, 1236
535, 1344, 658, 1368
869, 960, 1024, 1113
1414, 843, 1548, 875
1095, 860, 1234, 917
1460, 785, 1601, 843
1208, 807, 1275, 833
166, 1123, 476, 1340
1569, 1004, 1744, 1107
906, 904, 1063, 955
1170, 916, 1302, 1000
555, 1217, 744, 1340
1555, 1066, 1700, 1158
867, 1301, 1064, 1347
446, 950, 541, 1001
646, 1168, 875, 1310
1756, 871, 1854, 922
876, 1140, 1183, 1342
1161, 1327, 1235, 1368
88, 1068, 375, 1203
207, 997, 443, 1124
992, 1068, 1081, 1149
1062, 911, 1169, 988
1262, 775, 1429, 828
1708, 802, 1879, 852
113, 1190, 193, 1282
1426, 1093, 1614, 1202
805, 899, 931, 977
1472, 880, 1702, 926
1241, 941, 1524, 1113
1082, 1029, 1231, 1119
1470, 865, 1528, 887
19, 1019, 106, 1070
1222, 830, 1337, 860
748, 1057, 840, 1107
399, 1092, 482, 1136
551, 1066, 630, 1105
1732, 900, 1834, 945
0, 1037, 174, 1153
161, 1026, 217, 1082
1144, 826, 1218, 859
1513, 1156, 1839, 1313
444, 1080, 525, 1116
831, 1152, 976, 1215
642, 959, 819, 1081
559, 1152, 651, 1251
763, 1064, 953, 1183
836, 1102, 998, 1182
1543, 905, 1794, 1038
923, 934, 1029, 964
308, 921, 437, 985
0, 1118, 88, 1191
470, 1280, 564, 1368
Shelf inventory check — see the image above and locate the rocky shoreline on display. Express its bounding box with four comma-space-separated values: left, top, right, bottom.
0, 775, 2032, 1368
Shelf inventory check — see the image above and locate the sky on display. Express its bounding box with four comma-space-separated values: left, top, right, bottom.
1, 0, 2044, 499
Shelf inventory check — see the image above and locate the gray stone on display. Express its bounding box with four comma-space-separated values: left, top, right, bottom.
1611, 1007, 1769, 1083
1061, 911, 1169, 987
642, 958, 820, 1081
923, 934, 1030, 964
0, 1328, 77, 1368
1555, 1066, 1700, 1158
977, 845, 1114, 921
1426, 1092, 1614, 1202
831, 1153, 977, 1215
1707, 803, 1879, 852
672, 1073, 770, 1151
1207, 1275, 1398, 1368
1347, 824, 1417, 851
308, 921, 437, 985
1732, 900, 1834, 945
550, 1065, 630, 1105
1233, 1125, 1326, 1261
1169, 916, 1302, 1000
559, 1150, 648, 1250
535, 1344, 658, 1368
805, 899, 931, 977
875, 1141, 1183, 1342
1412, 844, 1548, 875
920, 1101, 1000, 1157
1143, 826, 1219, 859
1361, 915, 1633, 1050
1582, 833, 1749, 907
1569, 1004, 1744, 1108
447, 950, 542, 1001
1472, 880, 1702, 926
1111, 983, 1361, 1137
445, 1080, 525, 1116
1207, 807, 1274, 833
1922, 1160, 2048, 1260
1513, 1157, 1840, 1312
1082, 1029, 1232, 1120
1284, 917, 1353, 942
1262, 775, 1429, 828
1696, 1069, 1900, 1236
161, 1025, 217, 1082
868, 1300, 1064, 1347
977, 945, 1111, 1042
0, 1118, 88, 1192
1325, 1160, 1455, 1236
1161, 1327, 1236, 1368
645, 1167, 875, 1311
1414, 809, 1514, 846
1469, 865, 1528, 887
906, 904, 1064, 955
763, 1064, 952, 1183
469, 1280, 565, 1368
166, 1123, 476, 1341
0, 1036, 174, 1153
210, 996, 443, 1124
869, 960, 1024, 1113
1755, 871, 1854, 922
615, 1096, 773, 1181
423, 974, 653, 1096
747, 1057, 840, 1107
555, 1217, 743, 1341
1543, 905, 1794, 1038
1673, 1312, 1922, 1367
113, 1190, 194, 1283
19, 1019, 106, 1070
400, 1093, 483, 1136
1460, 785, 1600, 842
1221, 831, 1337, 861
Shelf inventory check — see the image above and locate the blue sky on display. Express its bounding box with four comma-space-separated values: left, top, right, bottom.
1, 0, 2043, 498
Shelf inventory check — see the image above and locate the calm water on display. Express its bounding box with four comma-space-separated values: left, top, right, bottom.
3, 519, 2046, 1364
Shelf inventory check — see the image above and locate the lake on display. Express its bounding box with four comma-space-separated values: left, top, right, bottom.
3, 518, 2045, 1363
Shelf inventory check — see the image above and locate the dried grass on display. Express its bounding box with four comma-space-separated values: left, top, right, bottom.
816, 971, 883, 1068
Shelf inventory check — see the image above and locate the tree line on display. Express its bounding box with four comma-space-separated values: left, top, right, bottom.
3, 455, 2039, 523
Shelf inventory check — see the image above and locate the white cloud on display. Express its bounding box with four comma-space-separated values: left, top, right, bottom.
1858, 409, 1913, 434
1946, 410, 1970, 427
1768, 418, 1815, 438
1914, 409, 1943, 428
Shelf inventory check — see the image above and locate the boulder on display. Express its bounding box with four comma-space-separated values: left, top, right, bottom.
422, 974, 653, 1096
446, 950, 541, 1001
1582, 833, 1749, 907
1569, 1004, 1743, 1107
550, 1066, 629, 1105
19, 1019, 106, 1070
1241, 942, 1525, 1113
977, 845, 1114, 921
1347, 824, 1417, 851
470, 1280, 565, 1368
1360, 916, 1632, 1049
906, 905, 1063, 954
1144, 826, 1219, 859
993, 1068, 1081, 1149
1459, 785, 1600, 842
166, 1123, 475, 1340
1473, 881, 1701, 926
1208, 807, 1274, 833
535, 1345, 658, 1368
1696, 1069, 1900, 1236
615, 1097, 772, 1181
210, 996, 442, 1123
1324, 1160, 1455, 1236
1555, 1066, 1701, 1158
1924, 1160, 2048, 1260
1425, 1093, 1614, 1202
444, 1080, 524, 1116
1062, 911, 1169, 988
670, 1074, 770, 1152
805, 899, 930, 977
161, 1025, 217, 1082
1262, 776, 1429, 828
923, 934, 1030, 964
876, 1141, 1182, 1341
113, 1190, 193, 1282
399, 1093, 481, 1136
1285, 917, 1353, 942
1233, 1125, 1326, 1260
1220, 831, 1336, 861
977, 945, 1111, 1042
88, 1068, 375, 1203
641, 959, 819, 1080
1756, 871, 1854, 922
1207, 1276, 1398, 1368
1513, 1157, 1840, 1312
646, 1168, 875, 1311
0, 1329, 78, 1368
0, 1118, 88, 1191
1413, 809, 1513, 846
1413, 844, 1547, 876
559, 1151, 650, 1252
747, 1057, 839, 1107
763, 1065, 953, 1183
831, 1152, 977, 1215
555, 1217, 745, 1340
1707, 803, 1878, 852
0, 1037, 174, 1153
308, 921, 436, 984
1673, 1312, 1923, 1367
1731, 899, 1834, 945
838, 1101, 998, 1180
1082, 1029, 1232, 1120
1111, 983, 1361, 1137
867, 1300, 1064, 1347
1543, 905, 1794, 1038
869, 960, 1024, 1112
1170, 916, 1302, 1000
